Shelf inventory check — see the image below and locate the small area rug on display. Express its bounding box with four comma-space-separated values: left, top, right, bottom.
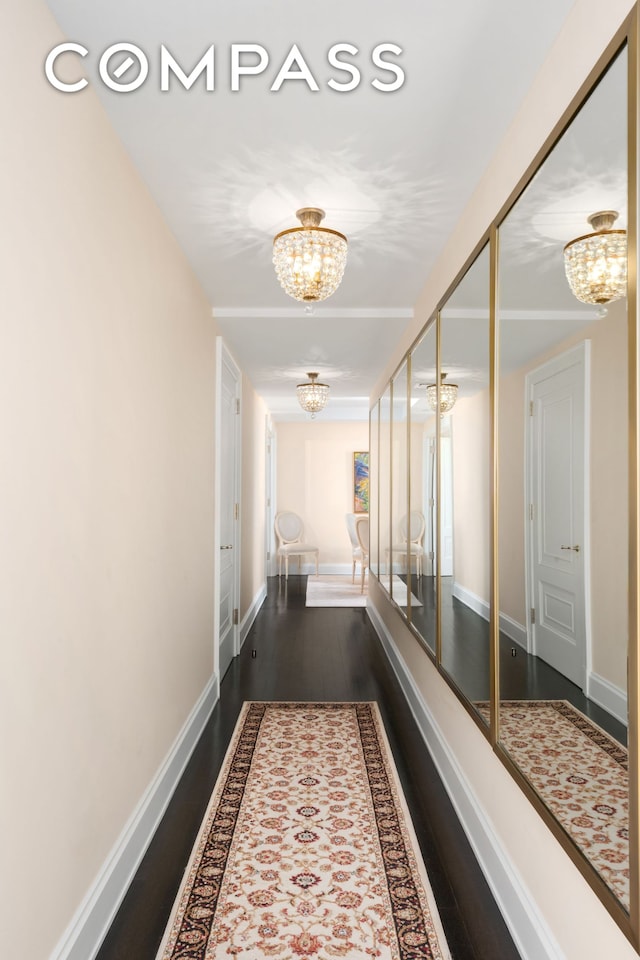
305, 575, 367, 607
305, 575, 422, 608
477, 699, 628, 908
156, 701, 451, 959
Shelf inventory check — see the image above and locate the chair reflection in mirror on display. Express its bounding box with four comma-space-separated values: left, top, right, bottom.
345, 512, 366, 584
355, 515, 370, 594
274, 511, 319, 580
386, 510, 426, 576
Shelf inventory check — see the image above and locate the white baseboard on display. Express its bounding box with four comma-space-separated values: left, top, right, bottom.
240, 582, 267, 648
587, 671, 628, 727
500, 611, 528, 650
366, 604, 564, 960
452, 581, 527, 650
451, 580, 488, 619
49, 674, 220, 960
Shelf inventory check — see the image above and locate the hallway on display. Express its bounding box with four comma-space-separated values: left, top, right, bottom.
96, 577, 521, 959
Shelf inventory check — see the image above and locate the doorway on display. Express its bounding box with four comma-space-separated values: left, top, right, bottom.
525, 341, 590, 690
265, 417, 277, 577
215, 338, 241, 680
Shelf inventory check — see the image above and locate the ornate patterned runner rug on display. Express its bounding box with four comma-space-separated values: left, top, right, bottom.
477, 700, 628, 908
156, 701, 450, 959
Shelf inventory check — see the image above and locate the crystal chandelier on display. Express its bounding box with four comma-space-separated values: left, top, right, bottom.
563, 210, 627, 304
426, 373, 458, 417
297, 372, 329, 417
273, 207, 348, 303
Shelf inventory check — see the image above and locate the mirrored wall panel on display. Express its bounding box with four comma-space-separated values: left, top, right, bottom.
497, 48, 629, 911
379, 386, 392, 596
370, 401, 380, 579
439, 246, 491, 718
408, 322, 437, 652
390, 361, 410, 614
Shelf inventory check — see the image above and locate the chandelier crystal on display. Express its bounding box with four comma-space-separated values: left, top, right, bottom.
563, 210, 627, 304
296, 372, 329, 417
273, 207, 348, 303
426, 373, 458, 417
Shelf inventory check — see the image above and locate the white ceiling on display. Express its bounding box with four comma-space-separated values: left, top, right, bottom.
46, 0, 599, 420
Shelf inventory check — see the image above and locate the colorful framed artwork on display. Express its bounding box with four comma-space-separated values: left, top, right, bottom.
353, 451, 370, 514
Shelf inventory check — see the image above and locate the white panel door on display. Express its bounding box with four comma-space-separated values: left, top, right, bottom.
528, 343, 589, 689
216, 340, 241, 680
265, 420, 277, 577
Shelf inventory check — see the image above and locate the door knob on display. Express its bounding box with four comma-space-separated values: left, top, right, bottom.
560, 544, 580, 552
220, 544, 233, 550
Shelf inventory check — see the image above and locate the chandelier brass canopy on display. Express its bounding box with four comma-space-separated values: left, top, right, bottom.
273, 207, 348, 303
426, 373, 458, 417
296, 372, 330, 418
563, 210, 627, 304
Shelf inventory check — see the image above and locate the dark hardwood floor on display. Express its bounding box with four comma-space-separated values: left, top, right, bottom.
96, 575, 524, 960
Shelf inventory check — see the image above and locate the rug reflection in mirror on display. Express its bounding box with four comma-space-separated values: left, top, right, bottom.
476, 699, 628, 909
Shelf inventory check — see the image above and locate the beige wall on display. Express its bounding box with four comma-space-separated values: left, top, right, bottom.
498, 304, 628, 689
369, 0, 637, 955
241, 378, 268, 614
276, 421, 369, 567
1, 3, 218, 958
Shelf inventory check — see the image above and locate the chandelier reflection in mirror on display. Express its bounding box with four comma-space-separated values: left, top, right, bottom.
273, 208, 348, 303
563, 210, 627, 304
297, 372, 330, 418
426, 373, 458, 416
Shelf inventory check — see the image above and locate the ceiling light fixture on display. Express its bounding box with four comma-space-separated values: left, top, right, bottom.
426, 373, 458, 417
296, 372, 330, 418
273, 207, 348, 303
563, 210, 627, 304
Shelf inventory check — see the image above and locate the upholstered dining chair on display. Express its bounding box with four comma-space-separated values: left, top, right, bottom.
355, 515, 370, 594
345, 513, 364, 583
274, 511, 319, 580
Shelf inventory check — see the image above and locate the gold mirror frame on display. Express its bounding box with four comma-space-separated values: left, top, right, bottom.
369, 8, 639, 945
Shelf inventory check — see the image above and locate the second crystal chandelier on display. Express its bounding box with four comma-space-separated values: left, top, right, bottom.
296, 372, 330, 418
